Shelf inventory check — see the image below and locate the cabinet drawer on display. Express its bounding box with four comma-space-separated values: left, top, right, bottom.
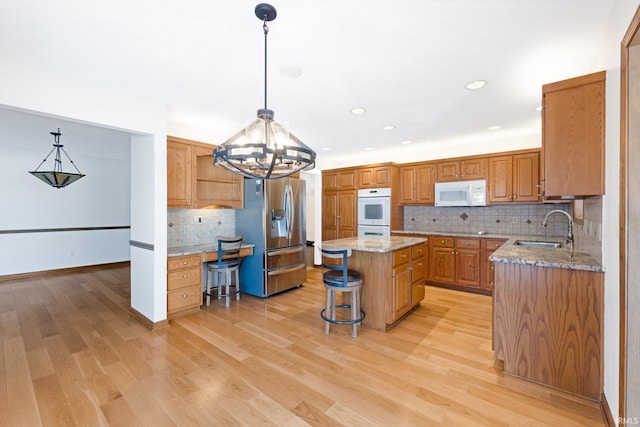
412, 281, 425, 306
412, 257, 427, 282
411, 243, 427, 259
168, 267, 201, 290
168, 255, 202, 271
485, 239, 506, 251
456, 238, 480, 249
167, 285, 202, 312
432, 237, 454, 248
393, 248, 411, 266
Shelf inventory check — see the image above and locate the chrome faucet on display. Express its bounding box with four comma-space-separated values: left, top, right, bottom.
542, 209, 574, 248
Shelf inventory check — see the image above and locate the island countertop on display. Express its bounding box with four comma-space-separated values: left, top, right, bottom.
321, 235, 427, 253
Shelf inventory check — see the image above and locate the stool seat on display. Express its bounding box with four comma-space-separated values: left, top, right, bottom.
322, 269, 363, 287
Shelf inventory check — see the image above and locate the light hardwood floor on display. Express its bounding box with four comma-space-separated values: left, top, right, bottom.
0, 263, 606, 426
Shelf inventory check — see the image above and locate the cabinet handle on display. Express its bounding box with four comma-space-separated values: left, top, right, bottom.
465, 241, 469, 245
182, 274, 188, 278
182, 261, 188, 265
183, 293, 188, 298
451, 251, 455, 254
402, 254, 407, 258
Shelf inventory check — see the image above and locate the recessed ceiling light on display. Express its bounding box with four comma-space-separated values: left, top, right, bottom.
351, 107, 367, 114
322, 147, 331, 151
488, 125, 501, 130
465, 80, 487, 90
536, 105, 543, 111
279, 65, 303, 78
364, 147, 373, 151
382, 125, 395, 131
401, 140, 412, 145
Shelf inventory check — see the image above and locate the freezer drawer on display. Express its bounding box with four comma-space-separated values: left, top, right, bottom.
266, 246, 305, 269
266, 262, 307, 295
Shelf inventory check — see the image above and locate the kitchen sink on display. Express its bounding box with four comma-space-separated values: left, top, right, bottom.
514, 240, 562, 249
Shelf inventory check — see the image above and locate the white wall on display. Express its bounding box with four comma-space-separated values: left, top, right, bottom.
0, 108, 131, 275
0, 58, 168, 323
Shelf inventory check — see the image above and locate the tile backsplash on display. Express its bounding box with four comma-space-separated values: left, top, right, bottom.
168, 209, 236, 247
403, 203, 572, 238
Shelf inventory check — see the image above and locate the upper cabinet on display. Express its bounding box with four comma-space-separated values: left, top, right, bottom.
542, 71, 605, 198
435, 158, 486, 182
167, 139, 193, 208
487, 151, 540, 204
399, 163, 435, 205
167, 136, 244, 209
358, 165, 393, 188
322, 168, 357, 191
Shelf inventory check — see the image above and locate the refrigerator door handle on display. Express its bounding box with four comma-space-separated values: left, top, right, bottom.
285, 184, 294, 241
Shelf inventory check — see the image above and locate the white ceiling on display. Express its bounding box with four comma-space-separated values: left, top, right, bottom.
0, 0, 615, 169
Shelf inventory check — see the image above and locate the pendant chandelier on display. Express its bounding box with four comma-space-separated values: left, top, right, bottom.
29, 128, 85, 188
213, 3, 316, 180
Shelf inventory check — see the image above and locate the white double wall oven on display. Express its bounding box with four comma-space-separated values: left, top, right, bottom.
357, 188, 391, 236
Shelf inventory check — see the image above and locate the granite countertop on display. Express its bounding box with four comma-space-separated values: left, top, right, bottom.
489, 238, 603, 272
168, 243, 255, 257
393, 230, 603, 272
321, 235, 428, 253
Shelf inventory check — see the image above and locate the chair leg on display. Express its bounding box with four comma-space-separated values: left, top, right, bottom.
324, 287, 332, 334
351, 289, 359, 337
224, 270, 231, 308
234, 269, 241, 301
205, 269, 211, 307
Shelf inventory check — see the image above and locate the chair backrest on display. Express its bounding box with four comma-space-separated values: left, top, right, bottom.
320, 247, 351, 284
216, 235, 244, 268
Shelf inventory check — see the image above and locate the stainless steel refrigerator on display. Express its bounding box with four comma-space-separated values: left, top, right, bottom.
237, 178, 307, 297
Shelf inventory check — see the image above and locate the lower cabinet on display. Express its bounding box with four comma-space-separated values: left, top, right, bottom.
428, 236, 483, 293
167, 254, 202, 319
391, 249, 413, 322
482, 239, 507, 291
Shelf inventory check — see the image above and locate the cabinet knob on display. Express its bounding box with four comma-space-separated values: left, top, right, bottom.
465, 241, 469, 245
182, 274, 187, 278
183, 293, 188, 298
182, 261, 188, 265
451, 251, 455, 254
402, 254, 407, 258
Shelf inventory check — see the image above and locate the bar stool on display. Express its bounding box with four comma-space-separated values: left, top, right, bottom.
320, 247, 365, 337
205, 235, 243, 307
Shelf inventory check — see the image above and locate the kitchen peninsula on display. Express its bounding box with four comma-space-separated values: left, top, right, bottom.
322, 235, 428, 331
490, 239, 604, 401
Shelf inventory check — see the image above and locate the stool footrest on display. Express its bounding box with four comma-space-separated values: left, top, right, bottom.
320, 306, 365, 325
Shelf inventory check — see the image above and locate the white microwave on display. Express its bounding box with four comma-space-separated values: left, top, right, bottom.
434, 180, 487, 207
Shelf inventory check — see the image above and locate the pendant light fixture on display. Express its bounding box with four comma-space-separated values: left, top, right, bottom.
213, 3, 316, 179
29, 128, 85, 188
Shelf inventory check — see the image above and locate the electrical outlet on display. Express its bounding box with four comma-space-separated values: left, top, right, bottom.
512, 216, 519, 224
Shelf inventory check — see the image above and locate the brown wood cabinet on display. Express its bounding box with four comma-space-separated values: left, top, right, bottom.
482, 238, 506, 291
410, 241, 427, 305
358, 165, 392, 188
322, 169, 358, 241
435, 158, 486, 182
493, 262, 603, 400
542, 71, 605, 198
167, 139, 193, 208
487, 151, 540, 204
428, 235, 484, 293
167, 254, 202, 319
399, 163, 435, 205
167, 136, 244, 209
391, 247, 413, 321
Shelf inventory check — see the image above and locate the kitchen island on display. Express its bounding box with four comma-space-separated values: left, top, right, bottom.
322, 235, 428, 331
490, 239, 604, 401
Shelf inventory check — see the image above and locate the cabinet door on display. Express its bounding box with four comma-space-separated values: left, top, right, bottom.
512, 153, 539, 202
338, 190, 357, 238
415, 164, 435, 204
322, 171, 339, 191
429, 246, 456, 283
392, 262, 412, 321
338, 170, 357, 190
488, 156, 513, 203
460, 159, 486, 180
412, 281, 425, 306
456, 248, 481, 288
483, 239, 505, 290
322, 192, 338, 241
359, 166, 390, 188
167, 140, 192, 208
543, 71, 605, 197
436, 161, 460, 182
399, 166, 417, 204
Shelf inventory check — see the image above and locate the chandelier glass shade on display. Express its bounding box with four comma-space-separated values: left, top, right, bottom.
213, 3, 316, 179
29, 128, 85, 189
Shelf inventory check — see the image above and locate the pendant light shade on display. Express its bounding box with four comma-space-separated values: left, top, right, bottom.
29, 128, 85, 189
213, 3, 316, 179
